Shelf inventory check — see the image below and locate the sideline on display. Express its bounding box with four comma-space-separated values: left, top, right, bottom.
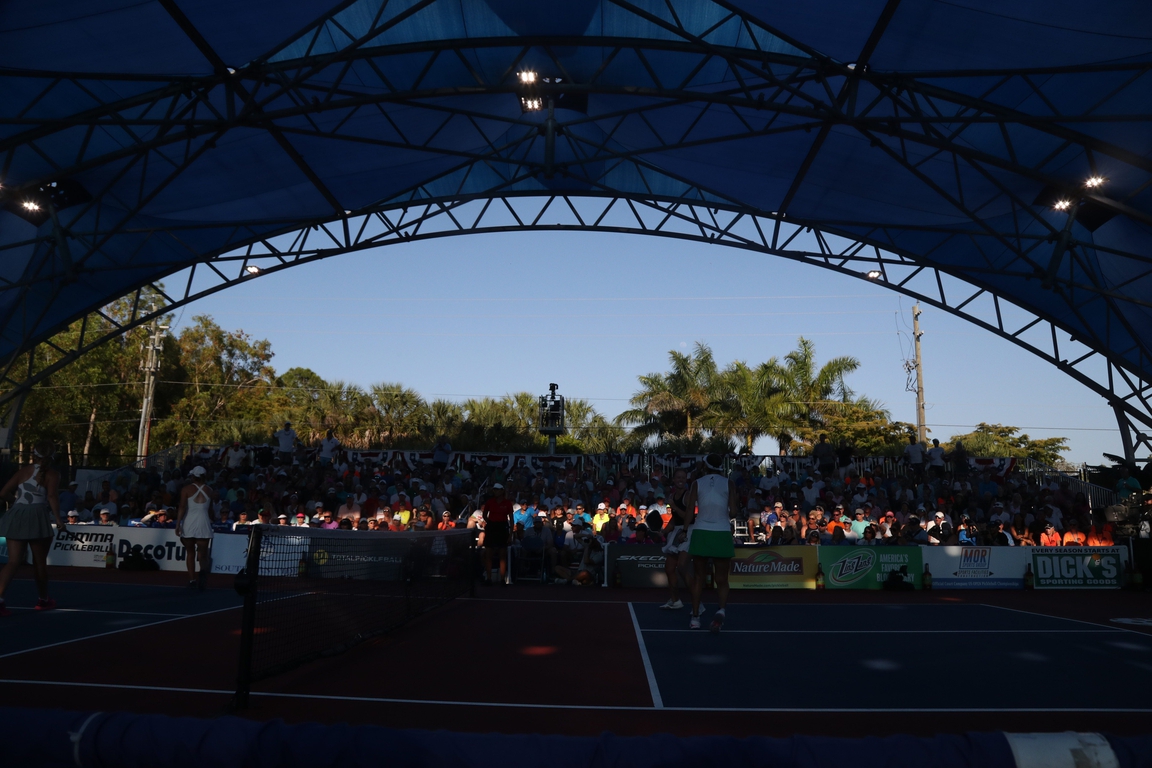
2, 679, 1152, 713
628, 602, 663, 708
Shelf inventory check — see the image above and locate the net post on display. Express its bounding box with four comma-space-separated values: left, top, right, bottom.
234, 524, 264, 710
469, 543, 477, 598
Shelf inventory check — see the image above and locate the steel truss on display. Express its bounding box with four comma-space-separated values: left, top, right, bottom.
1, 0, 1150, 459
3, 192, 1149, 460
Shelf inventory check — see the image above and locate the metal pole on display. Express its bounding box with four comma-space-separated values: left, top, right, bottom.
913, 303, 927, 445
548, 435, 556, 455
136, 315, 166, 461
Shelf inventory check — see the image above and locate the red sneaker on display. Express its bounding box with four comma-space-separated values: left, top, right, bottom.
34, 598, 57, 611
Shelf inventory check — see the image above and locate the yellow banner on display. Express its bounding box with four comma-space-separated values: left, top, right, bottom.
729, 546, 816, 589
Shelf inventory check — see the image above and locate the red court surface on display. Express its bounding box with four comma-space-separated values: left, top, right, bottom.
2, 566, 1152, 739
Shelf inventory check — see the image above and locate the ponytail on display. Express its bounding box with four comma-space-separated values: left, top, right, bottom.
32, 442, 54, 487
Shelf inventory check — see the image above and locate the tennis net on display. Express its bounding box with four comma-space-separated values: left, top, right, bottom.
234, 525, 474, 706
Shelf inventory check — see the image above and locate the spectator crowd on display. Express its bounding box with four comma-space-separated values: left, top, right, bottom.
54, 427, 1142, 581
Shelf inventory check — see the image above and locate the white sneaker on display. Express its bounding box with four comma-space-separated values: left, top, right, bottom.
689, 614, 702, 630
658, 600, 684, 610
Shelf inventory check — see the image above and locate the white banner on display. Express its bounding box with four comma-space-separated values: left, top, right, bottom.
1, 526, 249, 575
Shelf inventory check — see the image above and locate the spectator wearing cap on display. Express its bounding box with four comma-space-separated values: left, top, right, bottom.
989, 518, 1013, 546
95, 508, 118, 527
926, 512, 953, 545
849, 509, 870, 537
592, 504, 610, 533
65, 510, 83, 526
276, 514, 289, 526
1039, 521, 1062, 547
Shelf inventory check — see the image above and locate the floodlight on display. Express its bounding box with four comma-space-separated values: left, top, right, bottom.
865, 270, 883, 280
244, 265, 261, 275
1053, 199, 1072, 211
22, 200, 40, 211
521, 97, 542, 112
1084, 176, 1105, 188
518, 71, 537, 84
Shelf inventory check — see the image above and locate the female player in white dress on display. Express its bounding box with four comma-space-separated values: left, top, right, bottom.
0, 443, 65, 615
176, 465, 216, 590
684, 454, 739, 632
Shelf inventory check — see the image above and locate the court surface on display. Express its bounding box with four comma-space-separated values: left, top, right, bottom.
2, 568, 1151, 738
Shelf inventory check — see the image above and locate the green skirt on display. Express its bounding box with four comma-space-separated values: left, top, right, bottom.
688, 528, 735, 559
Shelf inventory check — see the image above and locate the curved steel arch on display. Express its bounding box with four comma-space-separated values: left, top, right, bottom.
5, 191, 1148, 460
2, 0, 1151, 459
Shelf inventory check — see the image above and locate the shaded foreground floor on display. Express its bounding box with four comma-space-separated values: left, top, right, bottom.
1, 567, 1150, 737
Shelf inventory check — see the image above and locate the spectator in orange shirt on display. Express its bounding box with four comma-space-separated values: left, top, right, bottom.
1039, 522, 1062, 547
1062, 519, 1087, 546
1086, 518, 1114, 547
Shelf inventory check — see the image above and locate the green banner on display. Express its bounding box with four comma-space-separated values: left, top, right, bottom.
1031, 547, 1124, 589
818, 546, 923, 589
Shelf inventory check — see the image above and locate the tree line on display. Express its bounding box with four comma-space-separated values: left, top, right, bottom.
11, 301, 1069, 467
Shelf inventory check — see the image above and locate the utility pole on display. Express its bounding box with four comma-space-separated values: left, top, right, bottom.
136, 314, 167, 462
912, 303, 927, 445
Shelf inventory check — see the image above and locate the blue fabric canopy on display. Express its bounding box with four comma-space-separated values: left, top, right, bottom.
1, 1, 1150, 418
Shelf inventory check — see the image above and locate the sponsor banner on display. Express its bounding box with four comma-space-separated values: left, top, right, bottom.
606, 544, 671, 588
730, 546, 816, 589
921, 546, 1027, 589
1, 526, 249, 575
819, 546, 922, 589
1032, 547, 1126, 589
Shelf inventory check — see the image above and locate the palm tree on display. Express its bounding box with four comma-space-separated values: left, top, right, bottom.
368, 383, 428, 447
713, 360, 798, 453
422, 399, 464, 442
617, 342, 721, 443
303, 380, 370, 443
779, 337, 862, 450
500, 392, 539, 433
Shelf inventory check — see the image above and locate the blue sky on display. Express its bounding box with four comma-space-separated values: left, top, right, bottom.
172, 230, 1118, 463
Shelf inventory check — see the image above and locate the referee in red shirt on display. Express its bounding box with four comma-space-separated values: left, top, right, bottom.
482, 483, 513, 585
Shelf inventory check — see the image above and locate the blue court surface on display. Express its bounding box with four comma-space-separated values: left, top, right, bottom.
0, 580, 243, 659
628, 602, 1152, 711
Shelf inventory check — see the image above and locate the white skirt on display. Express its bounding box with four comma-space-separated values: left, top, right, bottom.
180, 507, 214, 539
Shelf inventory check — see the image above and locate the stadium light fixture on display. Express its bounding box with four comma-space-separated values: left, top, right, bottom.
22, 200, 40, 211
244, 265, 261, 275
518, 71, 537, 85
1084, 176, 1105, 188
1053, 199, 1072, 211
521, 97, 543, 112
865, 270, 883, 280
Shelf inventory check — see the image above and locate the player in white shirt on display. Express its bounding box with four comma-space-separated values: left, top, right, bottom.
684, 455, 740, 633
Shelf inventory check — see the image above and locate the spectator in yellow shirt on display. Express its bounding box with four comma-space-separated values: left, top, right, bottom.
592, 504, 611, 533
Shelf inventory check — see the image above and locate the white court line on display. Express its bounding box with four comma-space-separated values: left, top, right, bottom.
627, 602, 663, 708
2, 679, 1152, 714
641, 628, 1122, 634
979, 604, 1152, 638
0, 605, 241, 660
7, 607, 188, 617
